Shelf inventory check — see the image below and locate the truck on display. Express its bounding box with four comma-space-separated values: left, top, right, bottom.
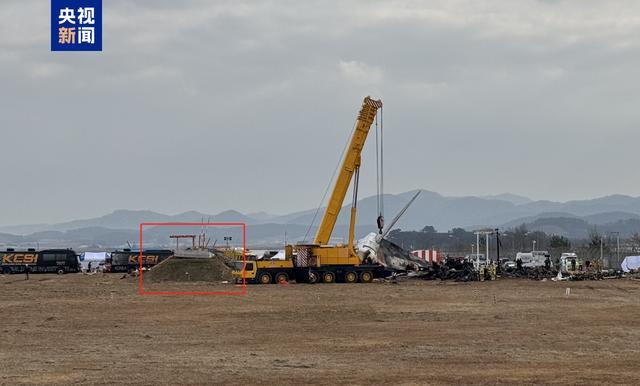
232, 258, 296, 284
1, 248, 80, 275
232, 246, 388, 284
233, 96, 389, 284
105, 249, 174, 273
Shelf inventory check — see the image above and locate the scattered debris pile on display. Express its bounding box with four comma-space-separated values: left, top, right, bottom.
144, 256, 232, 282
438, 261, 480, 282
498, 267, 631, 281
407, 260, 479, 282
406, 261, 633, 282
501, 267, 557, 280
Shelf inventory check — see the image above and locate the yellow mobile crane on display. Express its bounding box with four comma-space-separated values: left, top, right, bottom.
231, 96, 385, 284
287, 96, 385, 284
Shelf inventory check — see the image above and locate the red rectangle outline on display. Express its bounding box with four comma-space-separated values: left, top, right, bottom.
139, 222, 247, 296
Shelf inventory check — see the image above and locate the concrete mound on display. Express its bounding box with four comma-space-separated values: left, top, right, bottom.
145, 257, 232, 282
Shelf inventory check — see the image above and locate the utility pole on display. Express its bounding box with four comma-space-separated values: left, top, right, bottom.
617, 233, 620, 265
611, 231, 620, 268
495, 228, 500, 264
485, 233, 489, 264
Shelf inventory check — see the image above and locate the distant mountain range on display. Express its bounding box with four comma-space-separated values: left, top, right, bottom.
480, 193, 533, 205
3, 190, 640, 248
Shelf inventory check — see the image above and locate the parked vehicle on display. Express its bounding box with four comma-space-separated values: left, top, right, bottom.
464, 253, 487, 271
232, 259, 296, 284
559, 253, 596, 274
1, 248, 80, 275
105, 249, 173, 273
500, 258, 517, 271
515, 251, 550, 268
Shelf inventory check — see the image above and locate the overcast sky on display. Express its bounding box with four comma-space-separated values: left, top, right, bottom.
1, 0, 640, 225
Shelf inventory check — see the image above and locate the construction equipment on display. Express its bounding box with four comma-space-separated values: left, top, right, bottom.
283, 96, 386, 283
232, 96, 414, 284
231, 258, 295, 284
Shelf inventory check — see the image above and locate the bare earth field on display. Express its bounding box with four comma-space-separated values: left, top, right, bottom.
1, 274, 640, 385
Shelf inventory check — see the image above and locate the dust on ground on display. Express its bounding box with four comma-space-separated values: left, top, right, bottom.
1, 274, 640, 385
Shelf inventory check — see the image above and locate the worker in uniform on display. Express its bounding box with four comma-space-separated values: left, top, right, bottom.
24, 264, 31, 280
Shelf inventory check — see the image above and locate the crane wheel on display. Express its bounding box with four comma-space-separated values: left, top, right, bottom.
322, 272, 335, 283
258, 272, 272, 284
344, 271, 358, 283
275, 272, 288, 284
307, 271, 319, 284
359, 271, 373, 283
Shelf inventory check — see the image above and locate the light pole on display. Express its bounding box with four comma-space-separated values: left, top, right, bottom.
476, 232, 480, 260
495, 228, 500, 264
600, 236, 603, 263
485, 233, 490, 264
617, 233, 620, 264
611, 231, 620, 267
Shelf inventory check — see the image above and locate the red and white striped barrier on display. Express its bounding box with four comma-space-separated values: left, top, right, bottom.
410, 248, 444, 264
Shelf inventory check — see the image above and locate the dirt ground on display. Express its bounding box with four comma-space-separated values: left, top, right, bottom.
1, 274, 640, 385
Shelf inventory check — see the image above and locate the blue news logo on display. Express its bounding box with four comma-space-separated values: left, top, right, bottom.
51, 0, 102, 51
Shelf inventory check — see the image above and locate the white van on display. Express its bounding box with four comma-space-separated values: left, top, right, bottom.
560, 253, 582, 273
515, 251, 550, 268
464, 253, 486, 269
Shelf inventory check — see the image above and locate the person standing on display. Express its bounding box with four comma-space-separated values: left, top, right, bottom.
24, 264, 31, 280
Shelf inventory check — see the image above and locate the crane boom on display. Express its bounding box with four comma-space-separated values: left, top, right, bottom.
313, 96, 383, 245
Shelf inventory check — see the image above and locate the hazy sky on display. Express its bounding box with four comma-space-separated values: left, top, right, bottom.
1, 0, 640, 225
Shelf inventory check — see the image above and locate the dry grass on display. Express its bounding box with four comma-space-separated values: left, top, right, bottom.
1, 274, 640, 385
